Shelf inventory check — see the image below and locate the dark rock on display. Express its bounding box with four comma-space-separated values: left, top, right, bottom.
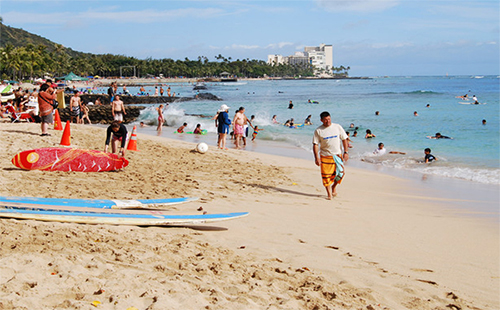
64, 93, 222, 105
58, 105, 145, 125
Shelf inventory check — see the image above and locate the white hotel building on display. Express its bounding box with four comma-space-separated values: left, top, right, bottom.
267, 44, 333, 75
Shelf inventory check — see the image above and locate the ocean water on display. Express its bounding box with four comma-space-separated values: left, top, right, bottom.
97, 76, 499, 185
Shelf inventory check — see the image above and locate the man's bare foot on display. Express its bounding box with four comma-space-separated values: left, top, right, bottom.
326, 196, 333, 200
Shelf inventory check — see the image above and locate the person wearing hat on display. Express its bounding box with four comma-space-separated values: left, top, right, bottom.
216, 104, 231, 149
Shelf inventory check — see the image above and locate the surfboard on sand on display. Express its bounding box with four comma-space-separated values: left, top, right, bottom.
0, 196, 198, 210
0, 206, 249, 226
12, 147, 128, 172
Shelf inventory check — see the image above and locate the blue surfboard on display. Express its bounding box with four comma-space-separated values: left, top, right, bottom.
0, 196, 198, 209
0, 206, 249, 226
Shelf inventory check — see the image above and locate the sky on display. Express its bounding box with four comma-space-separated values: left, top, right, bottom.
0, 0, 499, 76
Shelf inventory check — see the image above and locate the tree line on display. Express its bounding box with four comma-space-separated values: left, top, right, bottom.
0, 43, 350, 81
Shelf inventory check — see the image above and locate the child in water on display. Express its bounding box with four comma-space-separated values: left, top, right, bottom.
177, 122, 187, 133
193, 124, 203, 134
424, 148, 437, 163
252, 126, 264, 141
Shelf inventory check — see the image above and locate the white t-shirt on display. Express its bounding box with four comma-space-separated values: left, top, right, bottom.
373, 147, 387, 155
312, 123, 347, 156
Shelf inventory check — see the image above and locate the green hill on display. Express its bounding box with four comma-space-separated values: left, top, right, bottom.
0, 22, 84, 57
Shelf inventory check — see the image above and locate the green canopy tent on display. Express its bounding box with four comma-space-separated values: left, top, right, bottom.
56, 72, 89, 81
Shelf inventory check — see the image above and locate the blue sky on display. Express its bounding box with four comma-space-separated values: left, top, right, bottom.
1, 0, 498, 76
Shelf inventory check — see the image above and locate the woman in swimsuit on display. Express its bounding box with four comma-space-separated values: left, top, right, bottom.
157, 104, 164, 131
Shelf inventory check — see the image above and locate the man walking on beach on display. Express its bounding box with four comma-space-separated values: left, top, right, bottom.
313, 111, 349, 200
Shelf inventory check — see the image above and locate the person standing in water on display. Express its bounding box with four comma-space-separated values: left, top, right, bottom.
233, 107, 253, 149
157, 104, 164, 131
216, 104, 231, 149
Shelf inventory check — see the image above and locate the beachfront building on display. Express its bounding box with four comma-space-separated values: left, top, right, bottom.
305, 44, 333, 74
286, 52, 309, 66
267, 54, 285, 66
268, 43, 334, 76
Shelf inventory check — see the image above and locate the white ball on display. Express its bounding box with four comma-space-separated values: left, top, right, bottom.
196, 142, 208, 154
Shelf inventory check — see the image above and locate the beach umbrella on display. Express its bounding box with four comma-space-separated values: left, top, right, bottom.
56, 72, 89, 81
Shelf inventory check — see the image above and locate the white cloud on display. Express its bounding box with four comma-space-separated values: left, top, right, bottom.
314, 0, 400, 13
227, 44, 260, 50
3, 7, 228, 25
213, 42, 293, 51
265, 42, 294, 49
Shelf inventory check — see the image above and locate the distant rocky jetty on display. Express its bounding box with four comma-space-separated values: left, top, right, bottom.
59, 92, 222, 124
65, 93, 222, 105
58, 105, 145, 124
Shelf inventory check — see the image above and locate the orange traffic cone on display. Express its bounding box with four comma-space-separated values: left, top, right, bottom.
127, 125, 138, 151
60, 121, 71, 146
54, 109, 63, 130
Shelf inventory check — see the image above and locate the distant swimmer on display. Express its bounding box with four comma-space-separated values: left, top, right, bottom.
272, 115, 279, 124
288, 100, 294, 109
375, 111, 380, 116
456, 93, 469, 100
414, 111, 419, 116
365, 129, 376, 139
373, 142, 406, 155
427, 132, 453, 139
308, 99, 319, 104
304, 115, 313, 125
424, 148, 437, 163
482, 119, 487, 125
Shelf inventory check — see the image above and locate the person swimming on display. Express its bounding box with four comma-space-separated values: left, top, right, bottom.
424, 148, 437, 163
365, 129, 376, 139
427, 132, 453, 139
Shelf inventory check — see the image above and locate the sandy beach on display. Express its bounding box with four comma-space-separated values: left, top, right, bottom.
0, 122, 498, 309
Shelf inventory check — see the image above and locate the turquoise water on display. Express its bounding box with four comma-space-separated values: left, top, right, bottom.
94, 76, 500, 185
